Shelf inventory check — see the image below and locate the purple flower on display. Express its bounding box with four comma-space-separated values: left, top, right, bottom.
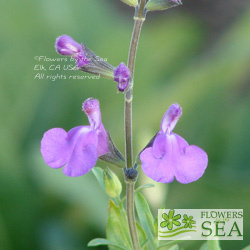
114, 63, 130, 92
41, 98, 108, 177
140, 103, 208, 184
55, 35, 89, 67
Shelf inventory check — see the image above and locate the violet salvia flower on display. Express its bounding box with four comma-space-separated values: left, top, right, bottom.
140, 103, 208, 184
41, 98, 108, 177
55, 35, 89, 67
114, 63, 131, 92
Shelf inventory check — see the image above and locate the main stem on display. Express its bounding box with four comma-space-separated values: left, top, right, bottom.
125, 1, 146, 250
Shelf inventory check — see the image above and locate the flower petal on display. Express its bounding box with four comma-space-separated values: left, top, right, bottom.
173, 214, 181, 220
96, 124, 109, 156
63, 131, 98, 177
162, 213, 169, 221
173, 220, 181, 227
140, 134, 182, 183
140, 147, 175, 183
160, 221, 169, 228
41, 128, 70, 168
161, 103, 182, 134
82, 98, 101, 129
174, 136, 208, 184
169, 210, 174, 219
55, 35, 82, 55
152, 132, 166, 159
141, 132, 208, 184
167, 222, 173, 230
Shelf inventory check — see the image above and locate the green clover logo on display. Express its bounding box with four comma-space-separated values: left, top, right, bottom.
182, 214, 196, 228
160, 209, 181, 230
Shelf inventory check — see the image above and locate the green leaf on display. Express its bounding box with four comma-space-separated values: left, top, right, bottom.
168, 245, 179, 250
92, 167, 105, 191
242, 246, 250, 250
106, 200, 132, 250
135, 183, 155, 192
208, 240, 221, 250
157, 240, 184, 250
146, 0, 182, 12
88, 238, 127, 249
154, 215, 158, 237
136, 221, 148, 250
199, 242, 208, 250
199, 240, 221, 250
135, 192, 156, 249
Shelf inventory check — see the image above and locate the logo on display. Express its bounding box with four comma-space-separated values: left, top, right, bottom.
158, 209, 243, 240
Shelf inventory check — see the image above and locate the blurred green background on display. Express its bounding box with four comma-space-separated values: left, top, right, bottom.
0, 0, 249, 249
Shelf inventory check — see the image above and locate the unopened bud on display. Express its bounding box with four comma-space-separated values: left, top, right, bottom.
55, 35, 115, 79
103, 168, 122, 198
55, 35, 89, 67
114, 63, 130, 92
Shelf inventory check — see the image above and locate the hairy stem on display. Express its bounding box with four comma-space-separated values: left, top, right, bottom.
125, 1, 146, 250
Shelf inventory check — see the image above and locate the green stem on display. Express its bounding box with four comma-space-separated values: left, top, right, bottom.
125, 0, 146, 169
125, 1, 146, 250
126, 181, 140, 250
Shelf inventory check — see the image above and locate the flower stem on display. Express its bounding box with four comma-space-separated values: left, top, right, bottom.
125, 0, 146, 168
125, 1, 146, 250
126, 181, 140, 250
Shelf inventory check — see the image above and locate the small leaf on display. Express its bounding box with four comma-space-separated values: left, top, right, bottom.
146, 0, 182, 12
154, 215, 158, 236
106, 200, 132, 249
199, 242, 208, 250
88, 238, 126, 249
208, 240, 221, 250
92, 167, 105, 191
157, 240, 184, 250
136, 221, 148, 250
135, 192, 156, 249
242, 246, 250, 250
135, 183, 155, 192
168, 245, 179, 250
199, 240, 221, 250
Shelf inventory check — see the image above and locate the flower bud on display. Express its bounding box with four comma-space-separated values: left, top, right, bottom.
55, 35, 115, 79
146, 0, 182, 11
120, 0, 138, 7
79, 44, 115, 80
114, 63, 131, 92
103, 168, 122, 198
55, 35, 89, 67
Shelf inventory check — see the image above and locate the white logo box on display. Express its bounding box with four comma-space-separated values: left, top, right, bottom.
158, 209, 243, 240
